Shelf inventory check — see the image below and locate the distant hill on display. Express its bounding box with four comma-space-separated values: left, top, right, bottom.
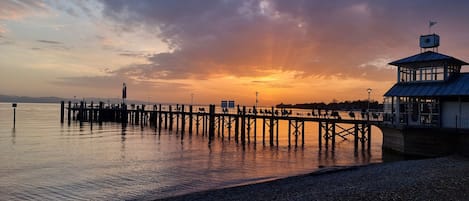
0, 94, 149, 105
0, 95, 65, 103
276, 100, 383, 111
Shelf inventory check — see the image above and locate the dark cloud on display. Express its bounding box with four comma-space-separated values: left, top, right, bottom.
37, 39, 63, 44
98, 0, 469, 82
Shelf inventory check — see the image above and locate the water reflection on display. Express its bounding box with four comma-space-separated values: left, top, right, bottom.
0, 103, 384, 200
11, 127, 16, 145
121, 124, 127, 160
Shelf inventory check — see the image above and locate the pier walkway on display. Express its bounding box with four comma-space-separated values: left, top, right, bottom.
60, 101, 382, 151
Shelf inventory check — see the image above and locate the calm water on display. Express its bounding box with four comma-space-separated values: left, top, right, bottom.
0, 103, 383, 200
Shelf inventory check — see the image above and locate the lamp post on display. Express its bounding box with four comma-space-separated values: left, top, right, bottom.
367, 88, 372, 120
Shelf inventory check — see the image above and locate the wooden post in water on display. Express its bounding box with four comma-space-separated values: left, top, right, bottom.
68, 101, 71, 125
318, 122, 322, 150
276, 119, 279, 146
181, 105, 185, 136
247, 115, 251, 144
262, 117, 266, 145
221, 115, 225, 139
288, 120, 291, 147
79, 101, 84, 122
269, 107, 274, 146
141, 105, 145, 126
241, 106, 246, 145
218, 115, 221, 137
122, 103, 128, 125
176, 104, 179, 133
302, 121, 305, 147
169, 105, 173, 131
99, 102, 103, 125
202, 112, 206, 136
295, 120, 298, 147
235, 105, 239, 143
367, 124, 371, 150
196, 112, 200, 135
189, 105, 193, 134
354, 123, 359, 151
159, 104, 163, 133
228, 116, 231, 140
90, 102, 94, 123
208, 105, 215, 143
332, 122, 336, 150
60, 101, 65, 123
325, 122, 329, 149
361, 123, 366, 150
12, 103, 17, 128
253, 107, 257, 144
135, 106, 140, 125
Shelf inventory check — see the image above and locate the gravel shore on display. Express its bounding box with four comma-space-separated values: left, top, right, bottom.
159, 155, 469, 201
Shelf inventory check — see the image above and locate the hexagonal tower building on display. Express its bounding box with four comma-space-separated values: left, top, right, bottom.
381, 33, 469, 156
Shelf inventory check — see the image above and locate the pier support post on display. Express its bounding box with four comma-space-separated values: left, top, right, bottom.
368, 124, 371, 149
169, 105, 173, 131
332, 122, 336, 150
288, 120, 291, 147
189, 105, 193, 134
241, 106, 246, 145
60, 101, 65, 123
181, 105, 185, 136
176, 104, 179, 133
318, 122, 322, 150
209, 105, 215, 143
270, 107, 274, 146
68, 101, 72, 125
262, 117, 266, 146
302, 121, 305, 147
354, 123, 359, 151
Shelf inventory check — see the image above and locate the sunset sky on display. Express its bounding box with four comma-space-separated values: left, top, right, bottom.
1, 0, 469, 106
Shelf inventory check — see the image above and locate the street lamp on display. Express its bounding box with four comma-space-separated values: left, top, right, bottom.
367, 88, 372, 120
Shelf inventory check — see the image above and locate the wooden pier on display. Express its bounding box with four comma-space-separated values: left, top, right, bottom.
60, 101, 381, 151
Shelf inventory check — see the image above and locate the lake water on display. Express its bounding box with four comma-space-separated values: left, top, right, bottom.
0, 103, 383, 200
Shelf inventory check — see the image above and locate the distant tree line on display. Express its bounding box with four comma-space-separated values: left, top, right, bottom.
276, 100, 382, 111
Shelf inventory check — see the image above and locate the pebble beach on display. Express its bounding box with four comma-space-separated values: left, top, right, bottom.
160, 155, 469, 201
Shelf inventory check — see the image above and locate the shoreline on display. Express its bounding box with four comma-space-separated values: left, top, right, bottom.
158, 155, 469, 201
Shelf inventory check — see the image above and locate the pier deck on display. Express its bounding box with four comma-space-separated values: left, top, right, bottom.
60, 101, 382, 151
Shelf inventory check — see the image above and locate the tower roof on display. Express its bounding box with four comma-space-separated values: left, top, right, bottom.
389, 51, 468, 66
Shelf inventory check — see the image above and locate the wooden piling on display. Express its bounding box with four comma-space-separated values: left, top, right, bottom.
68, 101, 71, 125
176, 104, 179, 133
181, 105, 185, 136
318, 122, 322, 150
288, 120, 291, 147
354, 123, 359, 151
269, 107, 274, 146
332, 122, 336, 150
295, 120, 298, 147
60, 101, 65, 123
189, 105, 193, 134
241, 106, 246, 145
262, 117, 266, 145
208, 105, 215, 143
221, 115, 225, 139
301, 121, 305, 147
169, 105, 173, 131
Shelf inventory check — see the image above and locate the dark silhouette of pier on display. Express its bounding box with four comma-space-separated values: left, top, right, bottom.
60, 101, 382, 151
